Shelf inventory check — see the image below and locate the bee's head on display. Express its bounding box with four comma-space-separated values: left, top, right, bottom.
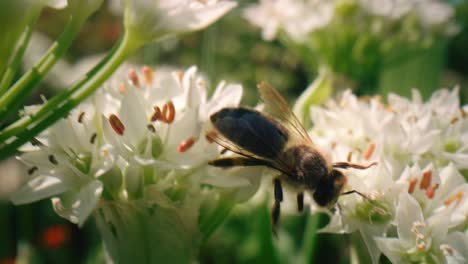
313, 169, 347, 208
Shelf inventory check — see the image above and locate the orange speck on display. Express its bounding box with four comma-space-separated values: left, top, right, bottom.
42, 225, 69, 249
444, 191, 464, 206
128, 68, 140, 87
151, 106, 161, 122
119, 82, 126, 94
420, 170, 432, 190
178, 137, 195, 152
364, 143, 375, 160
142, 66, 154, 85
425, 183, 439, 199
161, 101, 175, 124
408, 178, 418, 194
109, 114, 125, 135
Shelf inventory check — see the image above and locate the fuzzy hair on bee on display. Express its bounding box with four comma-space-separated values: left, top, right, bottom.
207, 82, 376, 233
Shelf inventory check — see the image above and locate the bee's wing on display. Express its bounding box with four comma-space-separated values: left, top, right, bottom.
258, 82, 313, 145
207, 128, 296, 177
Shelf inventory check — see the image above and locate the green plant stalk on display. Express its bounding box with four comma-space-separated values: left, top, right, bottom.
199, 193, 236, 242
301, 213, 325, 264
0, 31, 141, 160
0, 12, 39, 96
0, 15, 84, 122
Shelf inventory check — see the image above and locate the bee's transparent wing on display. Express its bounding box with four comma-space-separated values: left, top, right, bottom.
258, 82, 313, 145
206, 129, 296, 177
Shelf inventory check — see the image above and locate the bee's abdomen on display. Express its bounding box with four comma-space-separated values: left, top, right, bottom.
211, 108, 288, 158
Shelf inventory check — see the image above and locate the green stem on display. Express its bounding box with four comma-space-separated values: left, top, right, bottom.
0, 12, 39, 95
301, 213, 324, 264
0, 15, 84, 122
0, 31, 140, 160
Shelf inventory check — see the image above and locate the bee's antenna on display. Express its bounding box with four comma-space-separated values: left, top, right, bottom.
333, 162, 377, 170
341, 190, 389, 217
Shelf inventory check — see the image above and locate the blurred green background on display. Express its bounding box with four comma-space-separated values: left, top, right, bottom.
1, 0, 467, 263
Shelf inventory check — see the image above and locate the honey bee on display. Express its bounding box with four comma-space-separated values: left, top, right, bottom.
208, 82, 376, 232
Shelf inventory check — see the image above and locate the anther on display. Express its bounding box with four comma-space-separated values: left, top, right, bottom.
142, 66, 154, 85
28, 166, 38, 175
151, 106, 161, 122
444, 191, 464, 206
49, 155, 58, 165
90, 133, 97, 144
408, 178, 418, 194
178, 137, 196, 152
420, 170, 432, 190
364, 143, 375, 160
450, 117, 459, 124
128, 68, 140, 87
109, 114, 125, 136
77, 112, 85, 123
161, 101, 175, 123
119, 82, 126, 94
31, 138, 44, 147
440, 245, 454, 256
425, 183, 439, 199
175, 71, 184, 82
347, 151, 353, 162
147, 124, 156, 133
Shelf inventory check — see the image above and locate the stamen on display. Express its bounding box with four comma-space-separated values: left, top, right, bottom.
178, 137, 195, 152
31, 138, 44, 147
142, 66, 153, 85
28, 166, 38, 175
364, 143, 375, 160
450, 117, 459, 124
461, 108, 467, 118
408, 178, 418, 194
119, 82, 126, 94
128, 68, 140, 87
161, 101, 175, 124
440, 245, 454, 256
419, 170, 432, 190
49, 155, 58, 165
347, 151, 353, 162
147, 124, 156, 133
416, 243, 426, 251
90, 133, 97, 144
425, 183, 439, 199
77, 112, 85, 123
151, 106, 161, 122
175, 71, 184, 83
109, 114, 125, 136
444, 191, 464, 206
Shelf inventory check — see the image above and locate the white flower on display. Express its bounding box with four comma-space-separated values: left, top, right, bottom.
11, 65, 256, 232
123, 0, 237, 43
375, 192, 452, 263
243, 0, 333, 41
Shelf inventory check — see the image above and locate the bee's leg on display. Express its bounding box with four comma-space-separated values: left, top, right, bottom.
341, 190, 370, 200
208, 157, 272, 168
332, 161, 378, 170
297, 192, 304, 213
271, 178, 283, 236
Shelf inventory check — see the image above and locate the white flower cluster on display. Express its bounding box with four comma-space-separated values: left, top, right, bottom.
244, 0, 457, 42
11, 65, 260, 227
309, 89, 468, 263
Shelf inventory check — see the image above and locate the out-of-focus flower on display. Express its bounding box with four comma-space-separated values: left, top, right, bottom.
123, 0, 237, 44
11, 65, 260, 262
